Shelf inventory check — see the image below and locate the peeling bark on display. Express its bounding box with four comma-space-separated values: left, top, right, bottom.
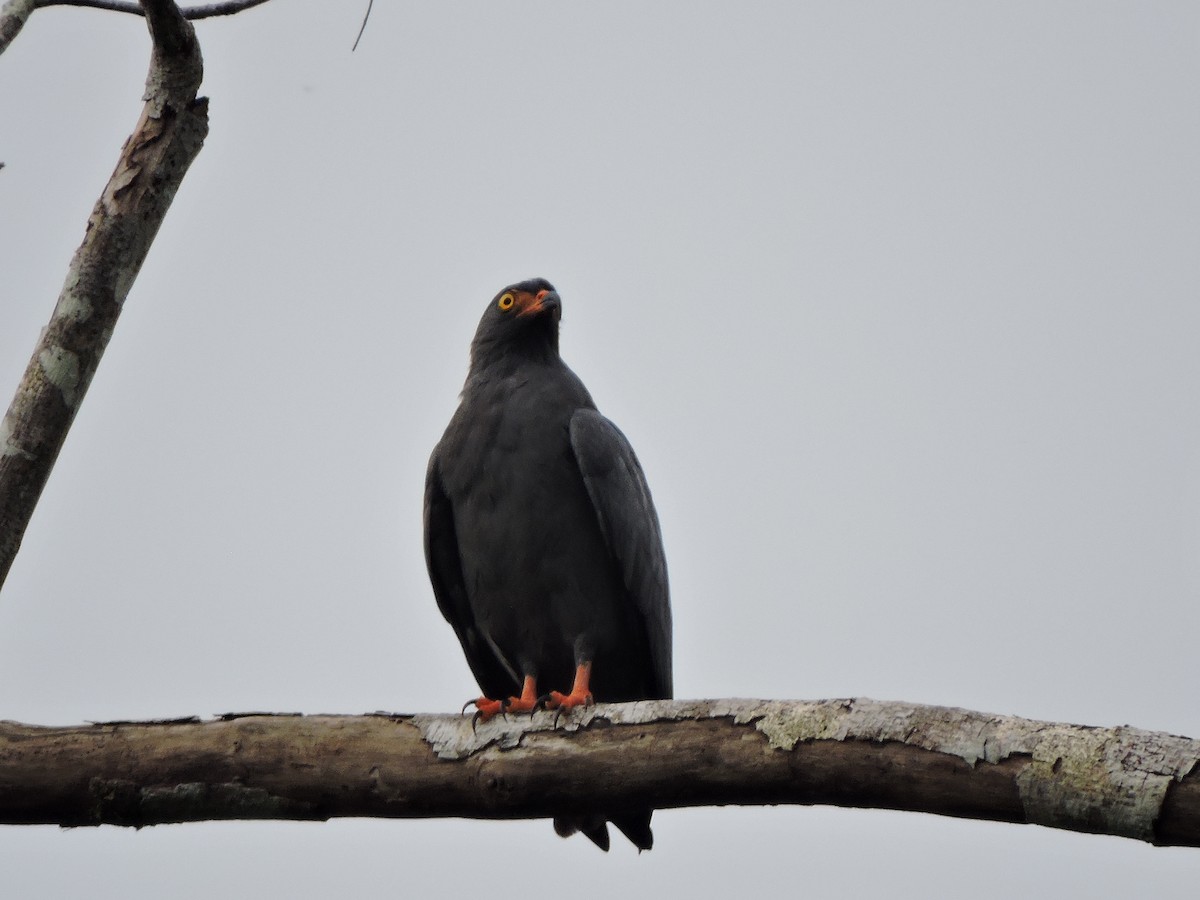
0, 0, 206, 587
1, 699, 1197, 847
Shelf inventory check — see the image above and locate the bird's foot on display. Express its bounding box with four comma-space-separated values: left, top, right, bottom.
462, 696, 506, 719
533, 662, 595, 724
462, 696, 507, 730
542, 688, 595, 711
461, 675, 541, 729
462, 694, 536, 720
536, 689, 594, 727
504, 694, 538, 714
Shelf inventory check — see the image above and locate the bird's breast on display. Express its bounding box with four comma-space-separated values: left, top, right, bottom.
442, 380, 585, 560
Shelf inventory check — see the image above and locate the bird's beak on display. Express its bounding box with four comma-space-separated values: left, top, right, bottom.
518, 289, 562, 318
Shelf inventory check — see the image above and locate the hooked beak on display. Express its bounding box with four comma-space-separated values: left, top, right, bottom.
518, 288, 562, 318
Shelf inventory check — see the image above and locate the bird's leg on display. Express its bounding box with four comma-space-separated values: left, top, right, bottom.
505, 674, 540, 714
464, 675, 539, 723
541, 662, 595, 712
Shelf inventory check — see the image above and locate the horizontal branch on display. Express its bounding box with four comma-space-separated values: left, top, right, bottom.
1, 699, 1197, 847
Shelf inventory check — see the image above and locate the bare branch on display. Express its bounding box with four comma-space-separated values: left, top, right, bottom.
1, 699, 1198, 848
0, 0, 206, 587
41, 0, 268, 19
0, 0, 269, 55
0, 0, 38, 53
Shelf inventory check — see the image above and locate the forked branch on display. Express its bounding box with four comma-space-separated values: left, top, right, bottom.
0, 0, 270, 54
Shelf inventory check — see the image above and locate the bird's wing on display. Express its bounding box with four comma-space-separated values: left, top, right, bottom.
423, 451, 518, 699
569, 409, 673, 698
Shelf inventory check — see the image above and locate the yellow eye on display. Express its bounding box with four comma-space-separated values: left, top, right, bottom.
498, 293, 515, 311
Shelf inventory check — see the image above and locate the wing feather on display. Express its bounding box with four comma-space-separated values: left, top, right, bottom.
569, 409, 672, 698
423, 451, 517, 698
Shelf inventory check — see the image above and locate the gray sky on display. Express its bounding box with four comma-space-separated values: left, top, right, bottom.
2, 1, 1199, 896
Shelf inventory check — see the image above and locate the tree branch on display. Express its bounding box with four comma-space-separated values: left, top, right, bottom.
0, 0, 269, 53
37, 0, 270, 18
1, 699, 1197, 847
0, 0, 208, 587
0, 0, 37, 52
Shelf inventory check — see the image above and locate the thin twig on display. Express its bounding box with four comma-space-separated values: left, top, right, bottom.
351, 0, 371, 51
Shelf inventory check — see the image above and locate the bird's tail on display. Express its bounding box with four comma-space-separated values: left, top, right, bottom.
553, 811, 654, 852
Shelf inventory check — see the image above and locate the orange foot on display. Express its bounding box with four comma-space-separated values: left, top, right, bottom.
539, 662, 595, 713
463, 675, 539, 724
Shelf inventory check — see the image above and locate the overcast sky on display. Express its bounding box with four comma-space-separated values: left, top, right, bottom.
1, 2, 1198, 896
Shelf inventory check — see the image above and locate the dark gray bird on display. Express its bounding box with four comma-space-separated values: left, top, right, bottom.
423, 277, 672, 851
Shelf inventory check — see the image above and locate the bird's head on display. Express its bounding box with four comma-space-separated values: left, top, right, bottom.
469, 277, 563, 370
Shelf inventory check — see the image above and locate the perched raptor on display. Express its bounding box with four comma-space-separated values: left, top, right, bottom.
423, 277, 672, 851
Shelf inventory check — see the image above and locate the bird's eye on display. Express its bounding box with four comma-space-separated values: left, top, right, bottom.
498, 293, 515, 311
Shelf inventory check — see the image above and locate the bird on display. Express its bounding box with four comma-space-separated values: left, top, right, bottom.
423, 277, 672, 852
